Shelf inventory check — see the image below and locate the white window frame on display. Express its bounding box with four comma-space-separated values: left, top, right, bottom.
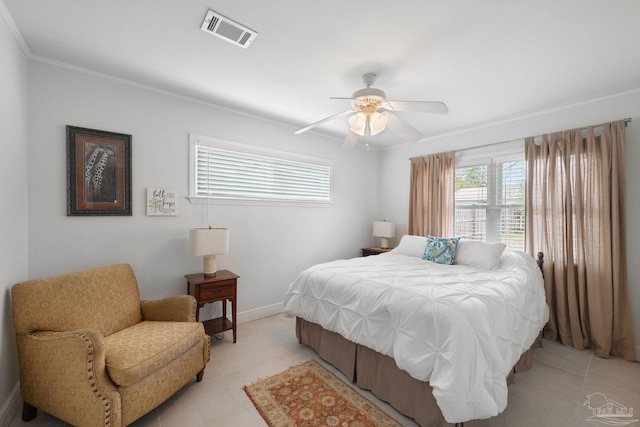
454, 140, 525, 250
188, 134, 333, 206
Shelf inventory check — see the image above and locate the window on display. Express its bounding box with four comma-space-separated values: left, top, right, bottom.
454, 143, 525, 250
189, 134, 332, 204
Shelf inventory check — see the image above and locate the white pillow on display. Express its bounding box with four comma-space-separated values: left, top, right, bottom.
454, 240, 507, 270
390, 235, 428, 258
497, 249, 519, 270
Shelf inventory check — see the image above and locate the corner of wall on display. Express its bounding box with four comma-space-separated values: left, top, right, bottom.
0, 382, 20, 427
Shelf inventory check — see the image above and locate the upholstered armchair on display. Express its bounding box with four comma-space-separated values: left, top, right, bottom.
11, 264, 210, 427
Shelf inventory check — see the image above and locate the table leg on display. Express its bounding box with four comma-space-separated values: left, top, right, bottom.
232, 297, 237, 343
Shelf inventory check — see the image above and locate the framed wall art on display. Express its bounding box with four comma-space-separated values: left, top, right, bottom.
146, 187, 178, 216
67, 125, 132, 216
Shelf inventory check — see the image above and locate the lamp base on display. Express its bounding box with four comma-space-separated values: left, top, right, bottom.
203, 255, 218, 277
380, 237, 390, 249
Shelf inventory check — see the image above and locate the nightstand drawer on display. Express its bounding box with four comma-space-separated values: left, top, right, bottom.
199, 282, 235, 300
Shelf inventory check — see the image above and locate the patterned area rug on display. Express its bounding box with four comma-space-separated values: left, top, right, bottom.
244, 359, 402, 427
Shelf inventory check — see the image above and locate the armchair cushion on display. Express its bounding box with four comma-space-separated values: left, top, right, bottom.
104, 321, 204, 387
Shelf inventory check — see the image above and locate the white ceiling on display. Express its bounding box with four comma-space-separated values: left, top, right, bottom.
4, 0, 640, 149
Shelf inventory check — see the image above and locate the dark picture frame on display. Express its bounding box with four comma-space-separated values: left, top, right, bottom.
66, 125, 132, 216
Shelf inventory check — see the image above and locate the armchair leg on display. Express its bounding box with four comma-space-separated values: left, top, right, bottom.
22, 402, 37, 422
196, 367, 205, 382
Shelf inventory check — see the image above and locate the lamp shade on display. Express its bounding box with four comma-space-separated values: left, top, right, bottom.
373, 221, 396, 238
189, 227, 229, 256
373, 221, 395, 250
349, 112, 389, 136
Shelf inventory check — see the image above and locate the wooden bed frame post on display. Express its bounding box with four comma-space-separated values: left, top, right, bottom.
536, 252, 544, 274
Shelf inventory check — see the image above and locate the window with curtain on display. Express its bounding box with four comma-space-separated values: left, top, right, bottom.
189, 134, 332, 204
454, 144, 525, 250
409, 153, 455, 237
525, 120, 635, 361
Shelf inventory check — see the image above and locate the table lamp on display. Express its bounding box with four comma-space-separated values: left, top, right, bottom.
190, 227, 229, 277
373, 221, 396, 249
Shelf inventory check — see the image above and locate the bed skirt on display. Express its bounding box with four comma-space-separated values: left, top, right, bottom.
296, 317, 542, 427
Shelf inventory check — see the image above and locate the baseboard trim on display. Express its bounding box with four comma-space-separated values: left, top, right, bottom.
0, 382, 20, 427
237, 302, 283, 324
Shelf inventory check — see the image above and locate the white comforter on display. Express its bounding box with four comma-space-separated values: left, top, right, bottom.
282, 250, 549, 423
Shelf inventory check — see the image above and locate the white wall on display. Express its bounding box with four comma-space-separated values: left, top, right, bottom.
379, 88, 640, 357
26, 61, 380, 320
0, 8, 28, 426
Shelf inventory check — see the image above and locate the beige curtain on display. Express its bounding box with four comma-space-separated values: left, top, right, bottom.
408, 152, 455, 237
525, 120, 635, 360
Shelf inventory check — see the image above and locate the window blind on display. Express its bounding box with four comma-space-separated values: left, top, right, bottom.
194, 143, 332, 203
455, 160, 525, 251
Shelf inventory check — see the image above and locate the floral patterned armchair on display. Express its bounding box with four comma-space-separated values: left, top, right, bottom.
11, 263, 210, 427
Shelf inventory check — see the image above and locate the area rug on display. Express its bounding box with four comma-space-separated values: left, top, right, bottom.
244, 359, 402, 427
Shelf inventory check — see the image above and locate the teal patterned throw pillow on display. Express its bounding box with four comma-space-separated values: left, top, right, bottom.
423, 236, 460, 265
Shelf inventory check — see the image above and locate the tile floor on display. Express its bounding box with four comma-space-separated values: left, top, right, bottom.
9, 314, 640, 427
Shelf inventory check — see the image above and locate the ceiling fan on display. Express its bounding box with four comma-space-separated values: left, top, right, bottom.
295, 73, 448, 148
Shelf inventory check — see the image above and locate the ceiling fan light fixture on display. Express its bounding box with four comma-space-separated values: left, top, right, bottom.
348, 113, 366, 135
348, 112, 388, 136
294, 72, 448, 147
371, 112, 389, 135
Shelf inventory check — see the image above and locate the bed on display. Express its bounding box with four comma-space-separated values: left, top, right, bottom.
282, 236, 549, 427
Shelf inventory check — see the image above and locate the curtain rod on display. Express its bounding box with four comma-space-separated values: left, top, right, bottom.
526, 117, 633, 142
410, 117, 633, 160
577, 117, 632, 131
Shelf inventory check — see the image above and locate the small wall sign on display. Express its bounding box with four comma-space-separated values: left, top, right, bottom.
147, 187, 178, 216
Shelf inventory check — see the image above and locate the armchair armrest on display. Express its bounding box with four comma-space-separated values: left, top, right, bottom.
16, 329, 119, 426
140, 295, 197, 322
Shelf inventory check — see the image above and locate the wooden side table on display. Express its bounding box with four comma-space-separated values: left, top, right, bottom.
185, 270, 239, 343
361, 247, 393, 257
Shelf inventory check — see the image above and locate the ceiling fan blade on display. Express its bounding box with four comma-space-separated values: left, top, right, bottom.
294, 110, 356, 134
381, 111, 424, 144
342, 131, 358, 148
383, 100, 448, 114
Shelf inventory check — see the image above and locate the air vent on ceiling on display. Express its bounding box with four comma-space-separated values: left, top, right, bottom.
200, 10, 257, 49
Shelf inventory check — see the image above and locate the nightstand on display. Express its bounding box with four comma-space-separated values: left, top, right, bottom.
185, 270, 239, 343
361, 247, 393, 257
